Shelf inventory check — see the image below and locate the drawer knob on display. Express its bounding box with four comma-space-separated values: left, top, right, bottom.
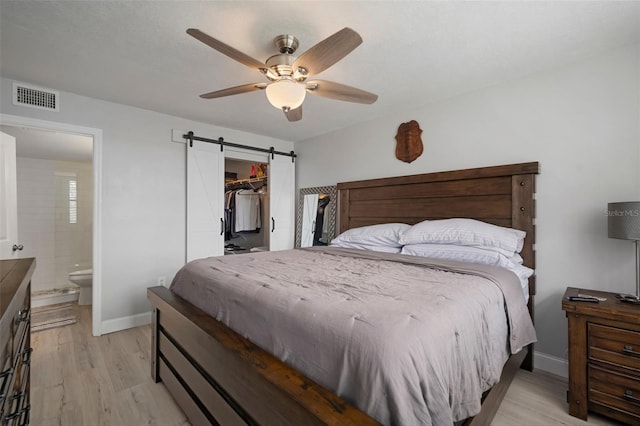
14, 309, 29, 326
622, 345, 640, 358
21, 347, 33, 365
624, 390, 640, 405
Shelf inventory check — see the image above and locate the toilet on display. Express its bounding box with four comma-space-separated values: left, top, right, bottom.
68, 269, 92, 305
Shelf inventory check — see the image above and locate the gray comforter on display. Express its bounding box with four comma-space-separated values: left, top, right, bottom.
170, 247, 537, 425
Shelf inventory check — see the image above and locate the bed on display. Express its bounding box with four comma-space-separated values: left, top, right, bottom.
147, 161, 539, 426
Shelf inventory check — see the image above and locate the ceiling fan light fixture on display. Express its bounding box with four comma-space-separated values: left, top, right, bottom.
265, 80, 306, 110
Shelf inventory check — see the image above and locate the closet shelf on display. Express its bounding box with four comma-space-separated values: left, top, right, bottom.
225, 176, 268, 190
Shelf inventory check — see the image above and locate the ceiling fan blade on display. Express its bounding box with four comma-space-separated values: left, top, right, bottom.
200, 83, 266, 99
284, 106, 302, 122
187, 29, 266, 71
306, 80, 378, 104
293, 28, 362, 75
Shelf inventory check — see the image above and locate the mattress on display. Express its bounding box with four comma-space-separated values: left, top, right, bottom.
170, 247, 536, 425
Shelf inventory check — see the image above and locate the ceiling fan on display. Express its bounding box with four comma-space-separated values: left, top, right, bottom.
187, 27, 378, 122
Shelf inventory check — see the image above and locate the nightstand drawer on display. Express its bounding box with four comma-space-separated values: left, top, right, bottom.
589, 364, 640, 422
589, 323, 640, 373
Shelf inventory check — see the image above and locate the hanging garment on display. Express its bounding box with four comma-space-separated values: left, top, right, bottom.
314, 196, 331, 245
224, 190, 237, 241
235, 190, 261, 232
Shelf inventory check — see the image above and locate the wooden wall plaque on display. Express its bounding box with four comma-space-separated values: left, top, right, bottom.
395, 120, 423, 163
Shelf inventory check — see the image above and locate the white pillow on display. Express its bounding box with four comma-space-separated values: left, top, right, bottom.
509, 252, 524, 265
331, 223, 411, 248
330, 241, 402, 253
401, 243, 533, 300
399, 218, 526, 257
401, 243, 503, 264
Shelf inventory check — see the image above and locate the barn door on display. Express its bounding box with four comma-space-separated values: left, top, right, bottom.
268, 154, 295, 251
186, 140, 224, 262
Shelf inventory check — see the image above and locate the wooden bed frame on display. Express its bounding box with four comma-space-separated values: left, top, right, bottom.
148, 161, 540, 426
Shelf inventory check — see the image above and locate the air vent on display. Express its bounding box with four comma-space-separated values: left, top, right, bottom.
12, 82, 59, 111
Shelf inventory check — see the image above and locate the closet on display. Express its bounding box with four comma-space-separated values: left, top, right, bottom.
186, 137, 295, 262
224, 159, 269, 254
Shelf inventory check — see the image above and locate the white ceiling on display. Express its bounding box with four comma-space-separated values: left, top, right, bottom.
0, 125, 93, 162
1, 1, 639, 143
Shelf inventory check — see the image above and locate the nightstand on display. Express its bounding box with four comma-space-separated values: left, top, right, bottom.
562, 287, 640, 424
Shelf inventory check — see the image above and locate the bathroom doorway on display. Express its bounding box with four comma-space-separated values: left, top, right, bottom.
0, 114, 103, 336
1, 124, 93, 304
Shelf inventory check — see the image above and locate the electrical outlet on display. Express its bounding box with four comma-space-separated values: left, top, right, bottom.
157, 276, 166, 286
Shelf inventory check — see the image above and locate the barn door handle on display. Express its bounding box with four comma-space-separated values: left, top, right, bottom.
271, 218, 275, 232
220, 218, 224, 236
12, 244, 24, 252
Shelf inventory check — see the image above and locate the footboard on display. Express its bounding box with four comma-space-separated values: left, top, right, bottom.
147, 286, 379, 426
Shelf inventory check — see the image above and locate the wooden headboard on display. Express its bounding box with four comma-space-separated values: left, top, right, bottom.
337, 162, 539, 267
337, 162, 540, 367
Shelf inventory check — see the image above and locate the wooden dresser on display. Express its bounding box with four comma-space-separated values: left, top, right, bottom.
562, 286, 640, 424
0, 258, 35, 425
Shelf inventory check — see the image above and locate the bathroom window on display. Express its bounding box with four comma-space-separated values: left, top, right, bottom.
69, 179, 77, 224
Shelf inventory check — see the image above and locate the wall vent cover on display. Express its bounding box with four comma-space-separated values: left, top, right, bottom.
12, 82, 59, 111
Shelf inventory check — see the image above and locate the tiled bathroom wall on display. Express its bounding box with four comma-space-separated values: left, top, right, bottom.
16, 158, 55, 293
16, 157, 93, 293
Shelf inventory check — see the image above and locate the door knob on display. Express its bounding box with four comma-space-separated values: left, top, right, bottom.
12, 244, 23, 252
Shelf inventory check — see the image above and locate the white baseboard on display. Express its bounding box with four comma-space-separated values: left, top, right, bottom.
99, 311, 152, 335
534, 351, 568, 378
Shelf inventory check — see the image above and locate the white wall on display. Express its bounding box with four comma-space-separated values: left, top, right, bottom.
1, 77, 294, 333
296, 43, 640, 366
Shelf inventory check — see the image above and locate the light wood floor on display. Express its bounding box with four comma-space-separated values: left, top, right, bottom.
32, 305, 620, 425
31, 305, 188, 425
